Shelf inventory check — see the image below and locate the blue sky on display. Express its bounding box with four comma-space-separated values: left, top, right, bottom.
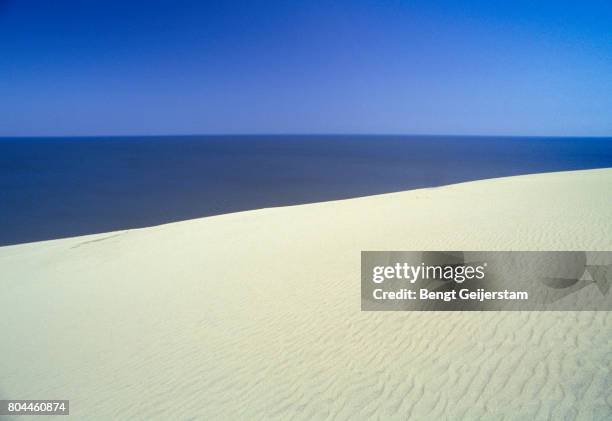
1, 0, 611, 136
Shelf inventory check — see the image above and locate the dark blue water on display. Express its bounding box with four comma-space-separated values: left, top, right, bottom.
1, 135, 611, 246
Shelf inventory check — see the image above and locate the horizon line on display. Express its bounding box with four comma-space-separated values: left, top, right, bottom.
1, 133, 612, 139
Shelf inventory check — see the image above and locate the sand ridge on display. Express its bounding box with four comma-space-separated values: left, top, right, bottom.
1, 168, 612, 420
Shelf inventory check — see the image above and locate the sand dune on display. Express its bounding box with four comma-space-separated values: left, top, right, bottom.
1, 168, 612, 420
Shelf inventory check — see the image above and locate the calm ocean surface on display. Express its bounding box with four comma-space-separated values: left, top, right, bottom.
1, 135, 612, 246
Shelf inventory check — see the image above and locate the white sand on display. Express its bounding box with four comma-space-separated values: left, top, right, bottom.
1, 168, 612, 420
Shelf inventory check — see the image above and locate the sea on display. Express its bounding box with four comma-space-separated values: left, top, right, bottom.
1, 135, 611, 246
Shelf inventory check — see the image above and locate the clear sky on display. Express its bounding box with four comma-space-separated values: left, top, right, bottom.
1, 0, 611, 136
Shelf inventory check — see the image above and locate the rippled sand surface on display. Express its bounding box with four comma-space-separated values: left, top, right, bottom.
1, 168, 611, 420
